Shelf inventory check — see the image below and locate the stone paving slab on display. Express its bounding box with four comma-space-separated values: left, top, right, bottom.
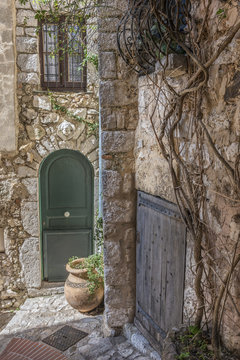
0, 295, 152, 360
0, 313, 14, 332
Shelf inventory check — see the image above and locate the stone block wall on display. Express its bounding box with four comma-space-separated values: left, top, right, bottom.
98, 0, 139, 330
0, 0, 17, 153
134, 1, 240, 354
0, 0, 99, 309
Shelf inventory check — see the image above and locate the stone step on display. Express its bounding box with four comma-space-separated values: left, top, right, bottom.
28, 284, 64, 298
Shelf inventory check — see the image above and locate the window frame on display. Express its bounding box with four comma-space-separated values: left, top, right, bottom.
39, 18, 87, 92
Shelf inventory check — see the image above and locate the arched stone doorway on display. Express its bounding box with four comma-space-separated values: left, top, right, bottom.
39, 149, 94, 282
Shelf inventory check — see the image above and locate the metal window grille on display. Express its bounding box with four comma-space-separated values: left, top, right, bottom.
117, 0, 190, 74
40, 20, 87, 91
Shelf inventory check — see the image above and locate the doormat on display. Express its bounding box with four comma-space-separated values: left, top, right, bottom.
0, 337, 68, 360
42, 325, 88, 352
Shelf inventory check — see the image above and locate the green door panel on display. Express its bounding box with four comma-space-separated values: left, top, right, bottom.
40, 149, 94, 282
41, 151, 93, 230
43, 230, 92, 282
48, 158, 86, 209
47, 216, 89, 229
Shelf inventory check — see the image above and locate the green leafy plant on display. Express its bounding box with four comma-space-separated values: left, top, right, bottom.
19, 0, 99, 67
177, 352, 190, 360
93, 212, 103, 251
48, 91, 99, 137
68, 214, 104, 295
216, 8, 227, 19
68, 253, 104, 295
68, 254, 103, 295
176, 326, 214, 360
82, 50, 99, 70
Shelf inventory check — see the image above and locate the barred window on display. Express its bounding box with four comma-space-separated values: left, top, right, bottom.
39, 21, 86, 91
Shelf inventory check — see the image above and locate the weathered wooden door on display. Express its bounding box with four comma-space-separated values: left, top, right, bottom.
135, 191, 186, 353
40, 149, 94, 282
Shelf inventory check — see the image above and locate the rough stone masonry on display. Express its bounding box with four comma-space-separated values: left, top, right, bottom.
99, 0, 240, 356
99, 0, 139, 331
0, 0, 17, 153
0, 0, 99, 309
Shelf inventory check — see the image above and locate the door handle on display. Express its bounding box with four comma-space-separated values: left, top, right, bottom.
64, 211, 70, 218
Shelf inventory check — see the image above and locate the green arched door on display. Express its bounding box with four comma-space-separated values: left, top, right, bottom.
40, 149, 94, 282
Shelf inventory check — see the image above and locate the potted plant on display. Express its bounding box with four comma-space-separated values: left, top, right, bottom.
64, 215, 104, 312
64, 253, 104, 313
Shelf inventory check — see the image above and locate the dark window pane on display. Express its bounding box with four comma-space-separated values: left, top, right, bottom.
68, 25, 81, 49
43, 24, 58, 52
68, 55, 82, 82
67, 25, 83, 82
44, 54, 60, 82
42, 24, 59, 82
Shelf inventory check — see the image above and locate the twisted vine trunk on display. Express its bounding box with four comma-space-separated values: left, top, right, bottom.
212, 252, 240, 360
117, 2, 240, 358
193, 227, 205, 328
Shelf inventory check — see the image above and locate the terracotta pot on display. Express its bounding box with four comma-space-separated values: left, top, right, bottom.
64, 258, 104, 313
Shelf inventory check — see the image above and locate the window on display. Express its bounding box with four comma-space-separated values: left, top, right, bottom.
39, 20, 87, 91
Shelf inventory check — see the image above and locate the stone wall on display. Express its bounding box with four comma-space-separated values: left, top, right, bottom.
0, 0, 17, 153
134, 1, 240, 354
0, 0, 99, 309
98, 0, 139, 330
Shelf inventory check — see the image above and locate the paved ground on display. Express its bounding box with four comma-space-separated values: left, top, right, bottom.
0, 295, 152, 360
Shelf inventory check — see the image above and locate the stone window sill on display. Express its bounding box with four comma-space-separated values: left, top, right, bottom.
33, 90, 95, 96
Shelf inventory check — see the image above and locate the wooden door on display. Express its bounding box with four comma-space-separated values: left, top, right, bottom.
135, 191, 186, 353
40, 149, 94, 282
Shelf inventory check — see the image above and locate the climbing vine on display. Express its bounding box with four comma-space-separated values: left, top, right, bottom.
48, 92, 99, 136
17, 0, 240, 358
19, 0, 100, 70
118, 1, 240, 359
19, 0, 99, 55
19, 0, 101, 135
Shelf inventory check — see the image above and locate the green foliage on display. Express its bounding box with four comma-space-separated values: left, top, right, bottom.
68, 255, 79, 264
23, 16, 29, 26
68, 253, 104, 295
216, 8, 227, 19
178, 352, 190, 360
82, 50, 99, 70
216, 8, 224, 15
48, 92, 99, 137
68, 213, 104, 295
19, 0, 99, 72
93, 212, 103, 251
176, 327, 213, 360
188, 326, 200, 336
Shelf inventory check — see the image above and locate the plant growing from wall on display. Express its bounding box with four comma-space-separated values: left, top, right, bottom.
176, 326, 214, 360
19, 0, 102, 137
48, 92, 99, 137
118, 1, 240, 359
19, 0, 100, 69
18, 0, 240, 358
